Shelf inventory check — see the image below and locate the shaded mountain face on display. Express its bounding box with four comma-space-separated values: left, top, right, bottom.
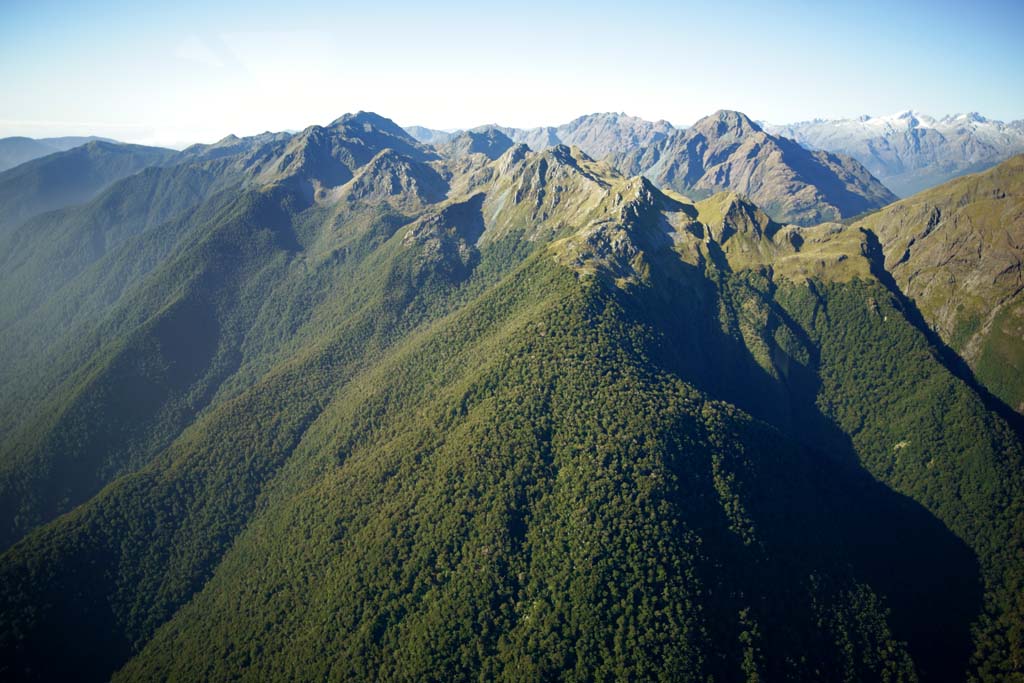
0, 141, 177, 232
0, 135, 116, 173
610, 110, 899, 226
0, 112, 1022, 683
767, 111, 1024, 197
855, 154, 1024, 414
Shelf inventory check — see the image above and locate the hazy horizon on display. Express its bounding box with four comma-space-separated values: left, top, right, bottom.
3, 0, 1023, 148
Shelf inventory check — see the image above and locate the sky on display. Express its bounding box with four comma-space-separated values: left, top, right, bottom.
1, 0, 1022, 148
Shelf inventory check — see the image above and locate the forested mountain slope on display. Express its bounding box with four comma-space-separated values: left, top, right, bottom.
0, 141, 176, 232
0, 114, 1020, 683
0, 135, 115, 173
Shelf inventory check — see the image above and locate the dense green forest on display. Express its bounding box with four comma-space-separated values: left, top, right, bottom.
0, 115, 1021, 682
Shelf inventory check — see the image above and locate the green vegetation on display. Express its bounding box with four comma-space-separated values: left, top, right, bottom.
0, 115, 1021, 682
857, 154, 1024, 414
0, 141, 176, 233
975, 299, 1024, 413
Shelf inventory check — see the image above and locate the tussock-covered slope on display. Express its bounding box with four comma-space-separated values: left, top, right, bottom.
856, 154, 1024, 413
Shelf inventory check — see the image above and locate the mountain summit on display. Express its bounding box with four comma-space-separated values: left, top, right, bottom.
610, 110, 898, 225
689, 109, 763, 139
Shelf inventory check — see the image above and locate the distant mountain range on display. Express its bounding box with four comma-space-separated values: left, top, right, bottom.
0, 110, 1022, 682
410, 109, 1024, 203
0, 135, 116, 173
407, 112, 675, 160
607, 110, 897, 226
0, 141, 177, 233
765, 111, 1024, 197
411, 111, 894, 226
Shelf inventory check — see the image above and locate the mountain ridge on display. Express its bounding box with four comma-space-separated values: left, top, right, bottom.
0, 110, 1021, 682
407, 112, 676, 160
609, 110, 898, 226
0, 141, 177, 233
0, 135, 118, 173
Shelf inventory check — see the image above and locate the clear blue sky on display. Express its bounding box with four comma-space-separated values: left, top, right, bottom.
2, 0, 1022, 147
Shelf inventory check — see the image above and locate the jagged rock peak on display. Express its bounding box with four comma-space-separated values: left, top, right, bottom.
613, 176, 665, 223
695, 190, 780, 243
499, 143, 530, 163
343, 148, 448, 205
691, 110, 763, 138
547, 143, 588, 164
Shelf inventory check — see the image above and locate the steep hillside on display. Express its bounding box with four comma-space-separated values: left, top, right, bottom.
0, 117, 1021, 683
0, 141, 176, 232
856, 154, 1024, 413
0, 114, 443, 546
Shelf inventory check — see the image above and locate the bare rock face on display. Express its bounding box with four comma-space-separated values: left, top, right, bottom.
610, 110, 898, 226
857, 154, 1024, 412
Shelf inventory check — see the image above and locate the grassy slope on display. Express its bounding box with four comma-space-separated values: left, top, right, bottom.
857, 154, 1024, 413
